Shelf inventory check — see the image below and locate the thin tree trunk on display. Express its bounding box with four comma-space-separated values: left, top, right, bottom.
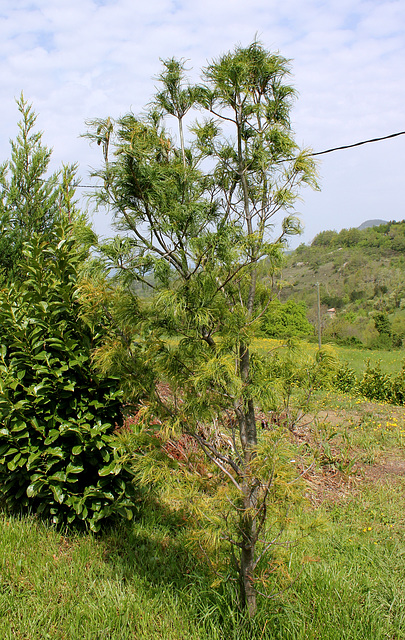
240, 484, 258, 617
238, 343, 258, 617
235, 99, 260, 617
179, 117, 186, 169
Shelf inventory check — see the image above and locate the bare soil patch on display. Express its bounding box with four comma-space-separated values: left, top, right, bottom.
296, 402, 405, 506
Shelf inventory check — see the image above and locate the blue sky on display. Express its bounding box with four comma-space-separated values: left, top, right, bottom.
1, 0, 404, 245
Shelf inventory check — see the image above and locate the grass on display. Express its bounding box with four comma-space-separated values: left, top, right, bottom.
279, 482, 405, 639
331, 343, 405, 376
3, 451, 405, 638
0, 510, 208, 640
2, 372, 405, 638
253, 336, 405, 376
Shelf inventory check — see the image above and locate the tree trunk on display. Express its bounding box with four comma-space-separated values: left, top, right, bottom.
238, 342, 258, 616
240, 479, 258, 617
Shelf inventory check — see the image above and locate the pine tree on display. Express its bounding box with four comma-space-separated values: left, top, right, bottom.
86, 41, 318, 615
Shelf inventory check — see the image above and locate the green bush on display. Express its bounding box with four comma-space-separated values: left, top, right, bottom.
332, 358, 405, 406
0, 229, 136, 530
370, 333, 393, 350
333, 362, 358, 394
262, 299, 313, 339
320, 293, 345, 309
373, 311, 392, 338
391, 365, 405, 405
359, 360, 393, 403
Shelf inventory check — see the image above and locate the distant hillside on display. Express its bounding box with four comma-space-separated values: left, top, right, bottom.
358, 219, 388, 230
258, 220, 405, 347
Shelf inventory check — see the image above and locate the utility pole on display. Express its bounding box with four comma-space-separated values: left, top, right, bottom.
316, 282, 321, 349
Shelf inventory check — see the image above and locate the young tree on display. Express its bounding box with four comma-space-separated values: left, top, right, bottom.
0, 94, 80, 282
87, 41, 318, 615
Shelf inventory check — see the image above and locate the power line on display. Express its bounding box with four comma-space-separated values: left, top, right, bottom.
36, 129, 405, 189
310, 130, 405, 157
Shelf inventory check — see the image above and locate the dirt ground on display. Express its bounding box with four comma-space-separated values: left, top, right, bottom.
294, 402, 405, 506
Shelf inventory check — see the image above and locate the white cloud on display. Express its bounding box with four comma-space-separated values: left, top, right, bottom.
0, 0, 404, 241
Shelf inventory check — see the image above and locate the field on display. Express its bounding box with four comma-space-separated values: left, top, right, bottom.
254, 337, 405, 376
330, 343, 405, 376
1, 347, 405, 639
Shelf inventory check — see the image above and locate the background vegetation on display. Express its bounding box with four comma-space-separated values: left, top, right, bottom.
265, 219, 405, 350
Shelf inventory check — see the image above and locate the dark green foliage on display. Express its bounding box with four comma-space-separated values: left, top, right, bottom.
262, 299, 313, 338
338, 335, 364, 347
349, 289, 365, 302
370, 312, 393, 349
0, 229, 136, 530
333, 362, 358, 394
359, 361, 394, 403
392, 316, 405, 348
0, 94, 79, 283
320, 293, 345, 309
373, 312, 391, 337
391, 366, 405, 405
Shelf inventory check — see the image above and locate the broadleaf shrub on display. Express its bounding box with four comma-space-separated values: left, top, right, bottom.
262, 299, 313, 339
0, 229, 137, 530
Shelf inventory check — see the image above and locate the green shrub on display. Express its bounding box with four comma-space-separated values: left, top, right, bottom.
0, 229, 136, 531
370, 333, 393, 350
359, 360, 393, 403
333, 362, 358, 394
391, 364, 405, 405
391, 316, 405, 348
373, 311, 392, 337
320, 293, 345, 309
262, 299, 313, 339
332, 359, 405, 406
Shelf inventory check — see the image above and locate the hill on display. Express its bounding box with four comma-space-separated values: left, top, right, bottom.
260, 220, 405, 347
357, 219, 388, 230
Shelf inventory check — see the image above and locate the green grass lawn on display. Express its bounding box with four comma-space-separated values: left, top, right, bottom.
2, 391, 405, 639
330, 343, 405, 376
0, 511, 208, 640
253, 336, 405, 376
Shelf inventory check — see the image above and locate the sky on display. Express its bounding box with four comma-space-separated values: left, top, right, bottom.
0, 0, 404, 247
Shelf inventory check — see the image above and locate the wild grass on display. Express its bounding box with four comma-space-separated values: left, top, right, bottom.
331, 343, 405, 376
3, 467, 405, 638
0, 507, 210, 640
2, 375, 405, 638
253, 336, 405, 376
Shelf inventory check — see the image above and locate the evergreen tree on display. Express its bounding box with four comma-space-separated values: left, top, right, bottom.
0, 224, 135, 531
87, 41, 318, 615
0, 94, 80, 282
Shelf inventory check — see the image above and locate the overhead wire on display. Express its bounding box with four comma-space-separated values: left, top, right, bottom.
35, 129, 405, 189
309, 130, 405, 157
